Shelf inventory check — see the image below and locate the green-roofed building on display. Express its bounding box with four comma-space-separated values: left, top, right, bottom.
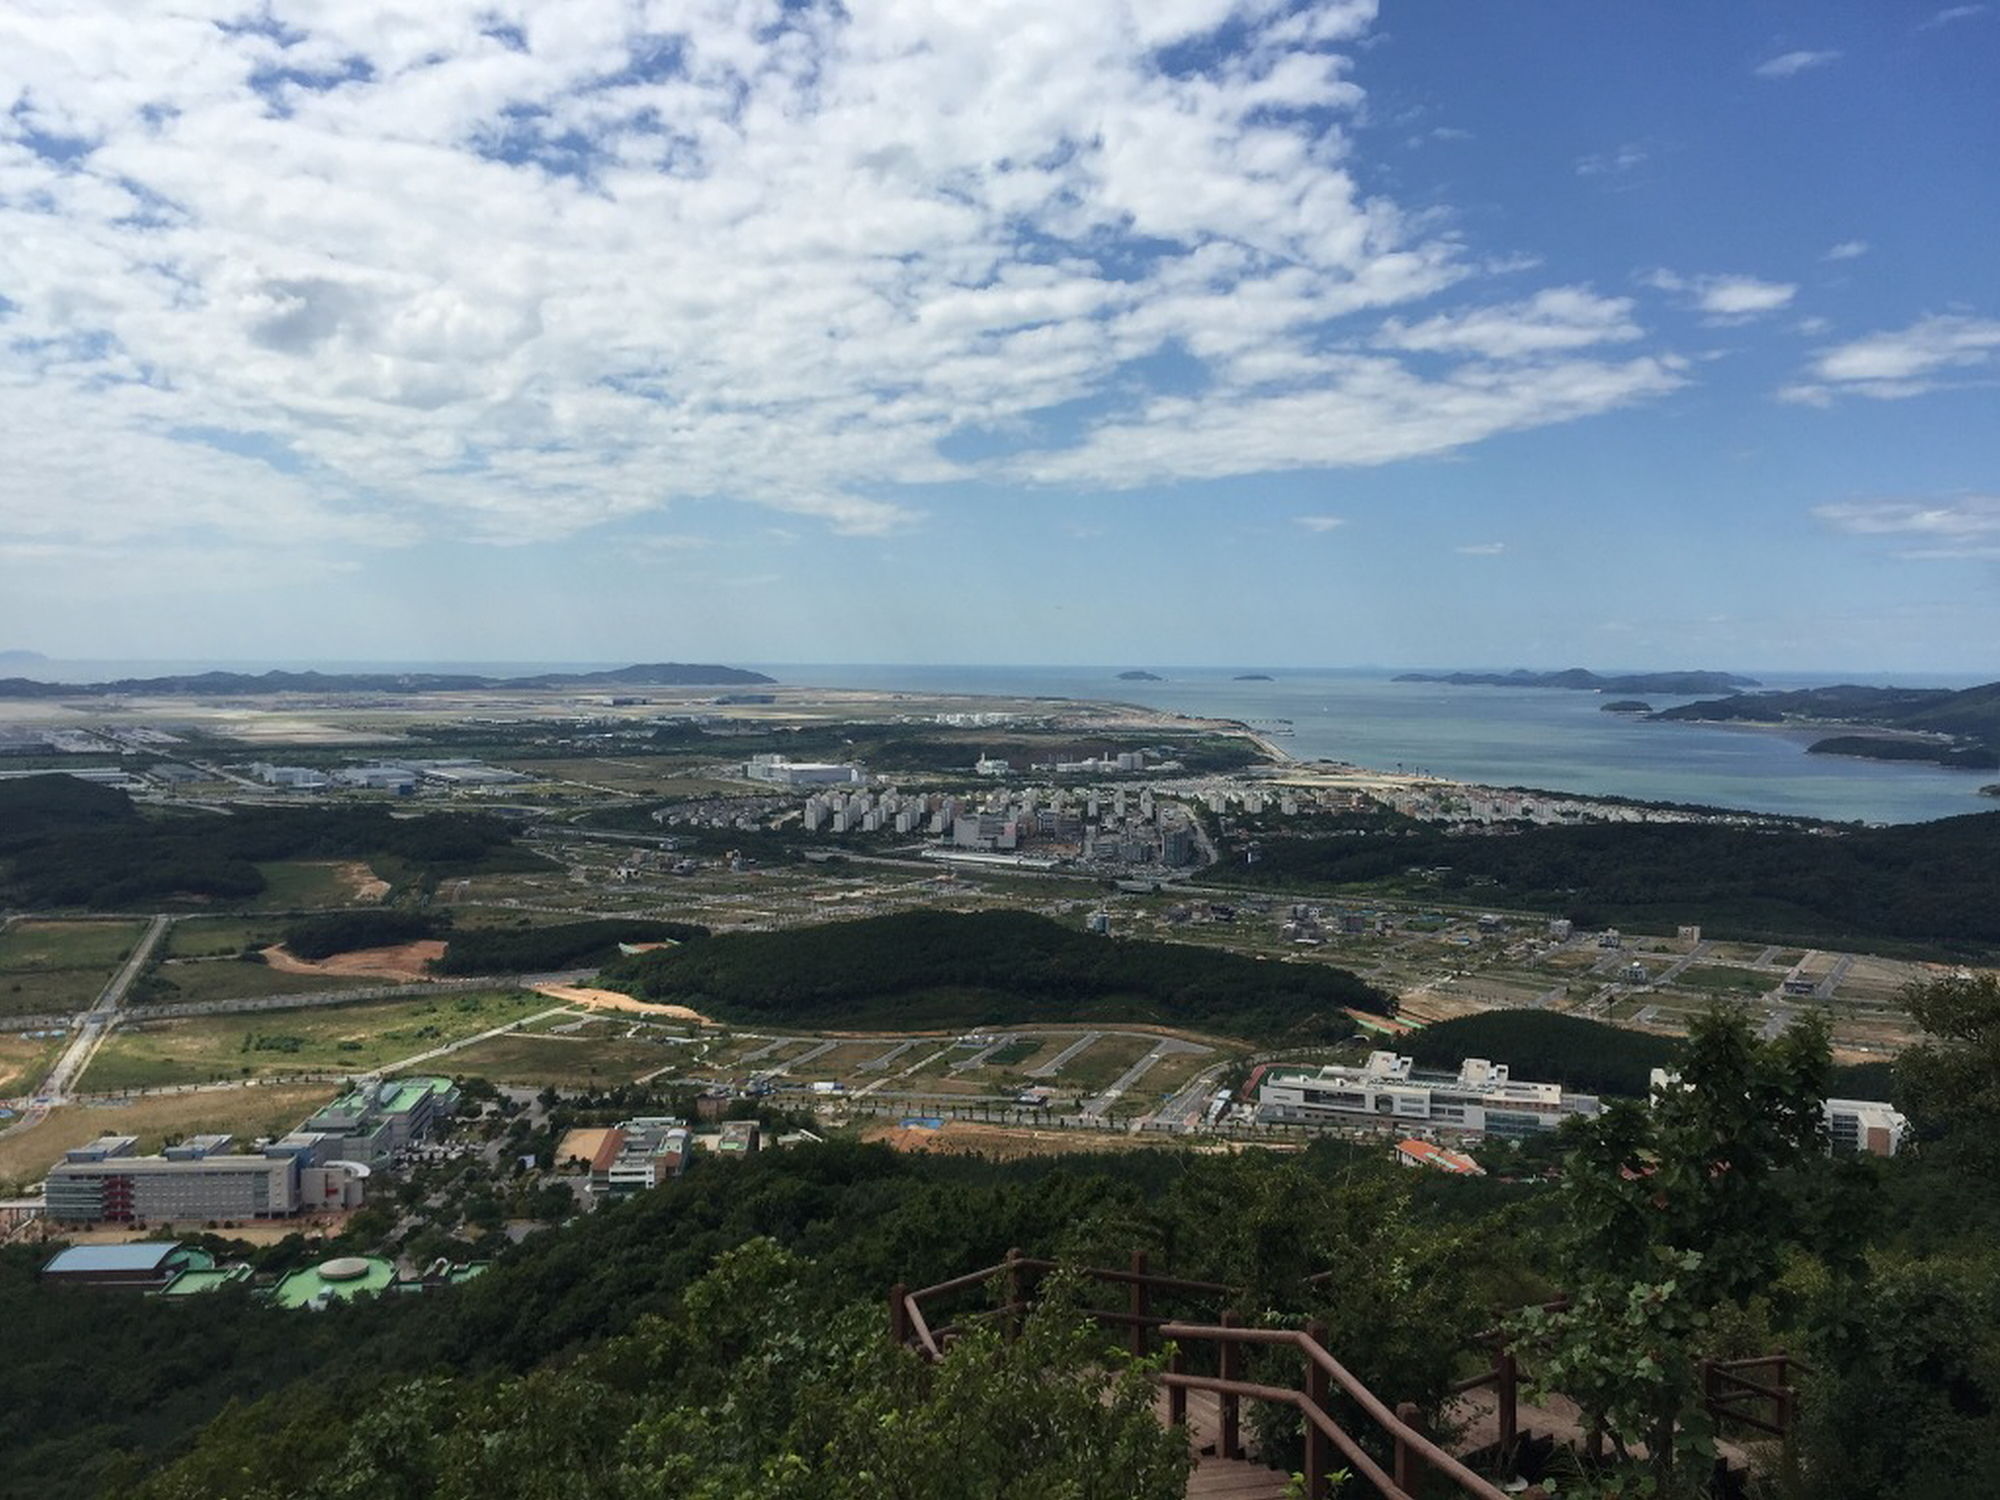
300, 1076, 460, 1165
272, 1255, 397, 1310
158, 1264, 254, 1297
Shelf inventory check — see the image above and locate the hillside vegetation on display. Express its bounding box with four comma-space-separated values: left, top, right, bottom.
1208, 812, 2000, 952
600, 908, 1388, 1040
0, 775, 549, 909
435, 919, 711, 976
1408, 1010, 1898, 1102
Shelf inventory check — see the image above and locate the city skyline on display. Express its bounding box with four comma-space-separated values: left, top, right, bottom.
3, 1, 1997, 670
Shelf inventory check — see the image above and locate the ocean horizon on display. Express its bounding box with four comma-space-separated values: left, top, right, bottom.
5, 657, 1995, 826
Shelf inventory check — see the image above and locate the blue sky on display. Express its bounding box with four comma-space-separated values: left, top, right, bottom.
2, 0, 1996, 671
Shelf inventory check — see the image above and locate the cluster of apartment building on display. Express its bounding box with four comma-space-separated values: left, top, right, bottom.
42, 1077, 459, 1225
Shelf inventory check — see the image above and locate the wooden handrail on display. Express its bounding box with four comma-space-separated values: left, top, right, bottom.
1160, 1322, 1512, 1500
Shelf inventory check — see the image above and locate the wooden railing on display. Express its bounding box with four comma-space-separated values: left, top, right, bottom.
1702, 1352, 1809, 1439
889, 1251, 1509, 1500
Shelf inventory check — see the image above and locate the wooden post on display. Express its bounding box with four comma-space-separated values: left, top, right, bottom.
1304, 1320, 1330, 1500
889, 1282, 909, 1346
1698, 1357, 1715, 1423
1004, 1247, 1025, 1337
1393, 1401, 1423, 1494
1168, 1345, 1188, 1429
1497, 1348, 1519, 1472
1130, 1249, 1150, 1359
1220, 1309, 1243, 1460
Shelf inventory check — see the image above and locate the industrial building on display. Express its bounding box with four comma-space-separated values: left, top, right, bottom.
744, 754, 865, 786
298, 1076, 460, 1164
42, 1133, 366, 1224
1257, 1052, 1602, 1139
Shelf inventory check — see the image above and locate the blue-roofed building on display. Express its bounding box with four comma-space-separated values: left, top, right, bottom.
41, 1242, 213, 1289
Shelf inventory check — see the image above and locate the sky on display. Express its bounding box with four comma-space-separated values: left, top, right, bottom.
2, 0, 1997, 672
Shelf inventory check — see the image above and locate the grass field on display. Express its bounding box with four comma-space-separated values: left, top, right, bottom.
0, 1030, 64, 1096
164, 917, 288, 959
248, 861, 381, 911
138, 958, 382, 1006
0, 969, 115, 1020
442, 1031, 680, 1088
1033, 1035, 1155, 1093
1673, 965, 1775, 998
0, 1084, 333, 1190
78, 990, 547, 1091
0, 920, 148, 972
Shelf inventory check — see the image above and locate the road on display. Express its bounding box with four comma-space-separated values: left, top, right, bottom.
32, 913, 173, 1107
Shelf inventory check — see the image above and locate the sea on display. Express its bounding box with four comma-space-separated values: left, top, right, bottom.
8, 658, 1995, 827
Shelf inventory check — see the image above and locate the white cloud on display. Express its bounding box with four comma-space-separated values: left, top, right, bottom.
1576, 143, 1648, 179
1919, 6, 1987, 31
1823, 240, 1870, 261
1641, 269, 1796, 323
1813, 498, 2000, 557
1295, 515, 1347, 533
1455, 541, 1505, 555
1376, 287, 1641, 359
1781, 314, 2000, 403
1754, 49, 1841, 78
0, 0, 1681, 571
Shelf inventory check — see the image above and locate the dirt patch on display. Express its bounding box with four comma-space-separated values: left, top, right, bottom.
532, 983, 711, 1024
334, 861, 391, 902
262, 940, 447, 981
556, 1127, 615, 1167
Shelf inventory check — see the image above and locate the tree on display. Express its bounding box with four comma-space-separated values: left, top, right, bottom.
1896, 972, 2000, 1172
1511, 1008, 1867, 1491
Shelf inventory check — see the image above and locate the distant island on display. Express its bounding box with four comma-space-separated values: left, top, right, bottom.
0, 649, 47, 666
1806, 735, 2000, 771
0, 662, 777, 699
1233, 673, 1274, 681
1984, 784, 2000, 798
1117, 670, 1164, 681
1654, 682, 2000, 769
1395, 668, 1759, 694
1601, 700, 1652, 714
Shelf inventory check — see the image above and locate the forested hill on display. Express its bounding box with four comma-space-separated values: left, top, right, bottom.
600, 908, 1389, 1040
1654, 680, 2000, 747
1406, 1010, 1897, 1103
0, 661, 773, 698
1393, 668, 1759, 693
0, 775, 548, 908
1206, 812, 2000, 953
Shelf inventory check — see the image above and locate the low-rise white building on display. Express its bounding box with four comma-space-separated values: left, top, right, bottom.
1257, 1051, 1601, 1139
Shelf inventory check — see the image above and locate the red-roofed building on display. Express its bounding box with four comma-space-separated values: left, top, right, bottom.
1394, 1138, 1485, 1176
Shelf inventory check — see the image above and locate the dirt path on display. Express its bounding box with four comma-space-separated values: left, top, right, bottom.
531, 983, 711, 1024
262, 939, 447, 981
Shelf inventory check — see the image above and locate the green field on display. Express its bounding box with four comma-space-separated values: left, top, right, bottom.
441, 1031, 681, 1088
0, 1030, 64, 1096
1673, 965, 1775, 998
164, 918, 288, 959
0, 921, 146, 1018
78, 990, 547, 1091
247, 861, 381, 911
0, 920, 146, 972
0, 969, 113, 1020
138, 958, 383, 1006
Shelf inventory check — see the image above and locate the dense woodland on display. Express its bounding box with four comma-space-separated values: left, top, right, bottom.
4, 989, 1999, 1500
1208, 812, 2000, 952
0, 777, 548, 908
434, 919, 711, 976
283, 910, 443, 960
1409, 1009, 1898, 1103
600, 908, 1389, 1040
